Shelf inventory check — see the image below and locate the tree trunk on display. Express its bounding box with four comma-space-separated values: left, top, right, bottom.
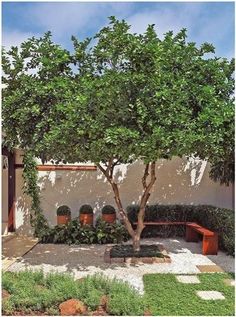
97, 161, 156, 251
133, 233, 141, 252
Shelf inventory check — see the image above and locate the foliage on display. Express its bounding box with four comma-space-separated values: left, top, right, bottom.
56, 205, 71, 216
127, 204, 235, 255
2, 271, 146, 316
2, 17, 234, 182
79, 204, 93, 214
76, 274, 145, 316
110, 244, 164, 258
40, 218, 129, 245
95, 218, 129, 244
143, 273, 235, 316
22, 151, 48, 236
102, 205, 116, 214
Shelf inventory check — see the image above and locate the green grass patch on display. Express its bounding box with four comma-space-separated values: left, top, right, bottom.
2, 270, 145, 316
143, 273, 235, 316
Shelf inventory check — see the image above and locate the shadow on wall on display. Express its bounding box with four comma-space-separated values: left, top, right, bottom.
15, 157, 233, 231
15, 170, 34, 236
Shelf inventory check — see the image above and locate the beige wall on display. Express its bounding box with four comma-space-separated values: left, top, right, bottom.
14, 155, 234, 234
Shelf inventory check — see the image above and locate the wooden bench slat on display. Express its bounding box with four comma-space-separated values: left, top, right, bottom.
133, 221, 187, 225
186, 223, 214, 236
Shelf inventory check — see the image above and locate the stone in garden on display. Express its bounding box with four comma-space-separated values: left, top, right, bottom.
91, 307, 108, 316
59, 299, 87, 315
144, 309, 152, 316
176, 275, 200, 284
2, 289, 10, 300
196, 291, 225, 300
100, 295, 109, 310
223, 279, 235, 286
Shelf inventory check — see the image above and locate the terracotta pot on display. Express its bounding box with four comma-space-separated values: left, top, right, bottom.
102, 213, 116, 223
79, 213, 93, 225
57, 215, 71, 225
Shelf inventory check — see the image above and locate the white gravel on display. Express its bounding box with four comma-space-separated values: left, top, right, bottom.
8, 238, 235, 294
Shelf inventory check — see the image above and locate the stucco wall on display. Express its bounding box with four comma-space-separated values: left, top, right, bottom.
13, 155, 234, 234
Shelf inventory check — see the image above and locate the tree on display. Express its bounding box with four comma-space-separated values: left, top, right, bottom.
2, 17, 234, 250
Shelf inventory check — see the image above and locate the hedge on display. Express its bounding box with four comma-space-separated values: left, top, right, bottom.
127, 204, 234, 256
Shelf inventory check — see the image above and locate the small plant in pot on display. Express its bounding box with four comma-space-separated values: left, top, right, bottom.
79, 204, 94, 225
102, 205, 116, 223
56, 205, 71, 225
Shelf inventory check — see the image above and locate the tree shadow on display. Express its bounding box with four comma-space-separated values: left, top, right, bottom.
13, 157, 233, 234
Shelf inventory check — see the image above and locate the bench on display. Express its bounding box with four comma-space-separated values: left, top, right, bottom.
133, 221, 218, 255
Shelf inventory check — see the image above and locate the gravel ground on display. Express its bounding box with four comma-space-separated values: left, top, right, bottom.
8, 238, 235, 294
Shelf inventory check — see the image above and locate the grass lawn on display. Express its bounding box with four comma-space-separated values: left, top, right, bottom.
143, 273, 235, 316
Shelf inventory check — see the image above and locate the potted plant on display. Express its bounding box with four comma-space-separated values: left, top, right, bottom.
79, 204, 94, 225
56, 205, 71, 225
102, 205, 116, 223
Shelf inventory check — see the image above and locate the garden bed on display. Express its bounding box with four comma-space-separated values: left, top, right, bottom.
104, 244, 171, 264
2, 271, 146, 316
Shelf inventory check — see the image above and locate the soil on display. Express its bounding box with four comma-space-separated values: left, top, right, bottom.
110, 244, 165, 258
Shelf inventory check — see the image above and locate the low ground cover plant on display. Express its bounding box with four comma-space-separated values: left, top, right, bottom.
143, 273, 235, 316
40, 218, 129, 244
127, 204, 235, 255
2, 271, 146, 316
110, 244, 164, 258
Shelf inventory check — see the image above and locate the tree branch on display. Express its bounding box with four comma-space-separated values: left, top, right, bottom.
97, 163, 135, 238
142, 163, 149, 190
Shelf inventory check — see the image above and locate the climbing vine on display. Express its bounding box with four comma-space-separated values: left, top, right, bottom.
22, 151, 49, 237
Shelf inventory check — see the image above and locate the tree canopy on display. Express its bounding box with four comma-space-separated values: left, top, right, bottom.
3, 17, 234, 185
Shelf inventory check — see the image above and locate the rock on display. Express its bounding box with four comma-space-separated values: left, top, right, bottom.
91, 307, 108, 316
2, 289, 10, 300
144, 309, 152, 316
99, 295, 109, 310
59, 299, 87, 316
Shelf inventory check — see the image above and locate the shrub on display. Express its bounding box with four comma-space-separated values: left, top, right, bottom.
96, 218, 129, 244
102, 205, 116, 214
40, 218, 129, 245
79, 204, 93, 214
56, 205, 71, 216
127, 204, 234, 255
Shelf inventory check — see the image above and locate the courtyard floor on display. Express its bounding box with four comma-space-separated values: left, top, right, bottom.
6, 237, 235, 294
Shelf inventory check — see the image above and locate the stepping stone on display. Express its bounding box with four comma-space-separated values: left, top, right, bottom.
196, 265, 224, 273
196, 291, 225, 300
224, 279, 235, 286
176, 275, 200, 284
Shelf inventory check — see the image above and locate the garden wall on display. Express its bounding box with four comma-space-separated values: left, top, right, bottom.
12, 152, 234, 235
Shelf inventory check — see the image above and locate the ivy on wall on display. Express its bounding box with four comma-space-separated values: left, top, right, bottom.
22, 151, 49, 237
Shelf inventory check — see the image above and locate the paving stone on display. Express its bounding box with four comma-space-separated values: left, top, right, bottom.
196, 291, 225, 300
176, 275, 200, 284
196, 265, 224, 273
2, 236, 38, 271
223, 279, 235, 286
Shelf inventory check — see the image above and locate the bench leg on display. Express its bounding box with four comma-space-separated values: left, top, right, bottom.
186, 226, 199, 242
202, 234, 218, 255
